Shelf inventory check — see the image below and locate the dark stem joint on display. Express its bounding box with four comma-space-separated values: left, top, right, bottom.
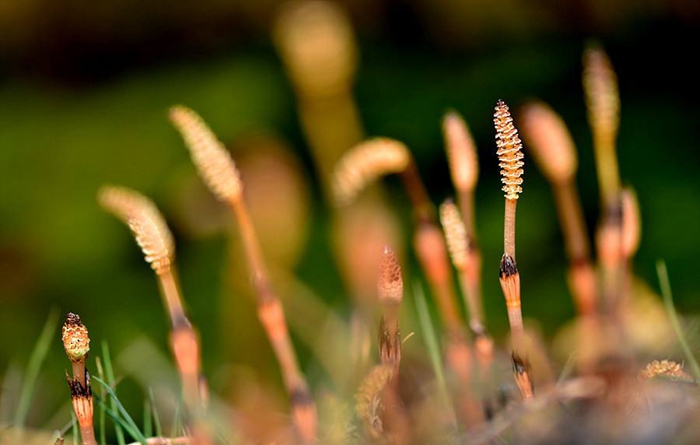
499, 253, 518, 278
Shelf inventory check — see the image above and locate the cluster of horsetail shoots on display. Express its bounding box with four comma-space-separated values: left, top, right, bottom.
169, 105, 317, 444
494, 100, 533, 400
36, 28, 700, 444
62, 313, 97, 445
333, 136, 484, 426
332, 138, 462, 339
97, 187, 207, 423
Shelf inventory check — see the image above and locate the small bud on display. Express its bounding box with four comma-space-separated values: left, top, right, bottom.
443, 111, 479, 192
639, 360, 692, 382
378, 245, 403, 305
62, 313, 89, 364
519, 100, 577, 184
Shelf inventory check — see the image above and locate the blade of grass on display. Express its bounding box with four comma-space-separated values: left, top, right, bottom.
556, 352, 579, 386
143, 400, 152, 438
170, 396, 183, 439
93, 395, 145, 442
412, 281, 457, 429
1, 362, 22, 424
71, 411, 78, 445
49, 430, 63, 445
92, 375, 148, 445
14, 309, 59, 428
101, 341, 126, 445
95, 357, 107, 445
148, 388, 163, 438
657, 260, 700, 381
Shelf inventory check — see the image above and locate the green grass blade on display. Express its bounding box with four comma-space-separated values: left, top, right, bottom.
71, 411, 78, 445
143, 399, 152, 438
171, 397, 183, 438
101, 341, 126, 445
14, 309, 59, 428
48, 430, 63, 445
148, 388, 163, 438
92, 376, 148, 445
657, 260, 700, 380
95, 357, 107, 445
93, 395, 143, 442
1, 362, 22, 424
412, 281, 457, 428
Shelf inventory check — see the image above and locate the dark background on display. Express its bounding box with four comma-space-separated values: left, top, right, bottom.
1, 0, 699, 431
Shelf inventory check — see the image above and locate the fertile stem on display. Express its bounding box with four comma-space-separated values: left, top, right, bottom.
583, 44, 621, 208
227, 195, 317, 444
170, 106, 317, 443
439, 200, 485, 335
504, 199, 518, 260
98, 186, 211, 445
378, 246, 403, 369
494, 100, 531, 400
62, 313, 97, 445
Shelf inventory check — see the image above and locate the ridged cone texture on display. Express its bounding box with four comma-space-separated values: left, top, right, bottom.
62, 313, 89, 364
439, 199, 469, 269
378, 245, 403, 305
639, 360, 692, 381
494, 100, 524, 200
583, 46, 619, 140
169, 105, 242, 202
332, 137, 410, 205
98, 185, 174, 273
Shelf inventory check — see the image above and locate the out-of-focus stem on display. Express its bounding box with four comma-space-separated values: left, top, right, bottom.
583, 44, 621, 208
298, 96, 364, 198
553, 182, 590, 264
400, 161, 434, 222
553, 182, 597, 316
227, 196, 317, 444
457, 192, 477, 247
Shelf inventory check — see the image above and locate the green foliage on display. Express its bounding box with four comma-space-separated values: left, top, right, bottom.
13, 309, 59, 428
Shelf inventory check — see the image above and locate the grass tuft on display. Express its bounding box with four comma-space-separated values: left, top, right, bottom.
657, 260, 700, 381
14, 309, 59, 429
92, 376, 148, 445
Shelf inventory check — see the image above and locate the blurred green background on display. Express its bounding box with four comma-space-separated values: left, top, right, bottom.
1, 0, 700, 431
